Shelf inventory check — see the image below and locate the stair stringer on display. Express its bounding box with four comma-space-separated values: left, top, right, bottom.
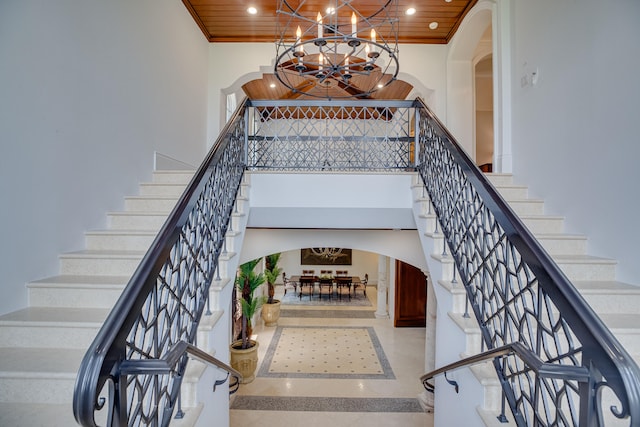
177, 173, 251, 427
410, 173, 489, 427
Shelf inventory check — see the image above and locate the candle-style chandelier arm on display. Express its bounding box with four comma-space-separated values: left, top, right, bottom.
274, 0, 400, 99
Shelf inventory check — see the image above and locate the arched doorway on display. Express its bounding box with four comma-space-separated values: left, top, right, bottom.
447, 1, 504, 171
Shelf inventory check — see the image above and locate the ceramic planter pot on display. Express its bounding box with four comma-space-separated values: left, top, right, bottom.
229, 339, 259, 384
261, 300, 281, 326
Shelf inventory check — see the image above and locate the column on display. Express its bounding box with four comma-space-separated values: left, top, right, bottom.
418, 270, 436, 412
375, 254, 389, 318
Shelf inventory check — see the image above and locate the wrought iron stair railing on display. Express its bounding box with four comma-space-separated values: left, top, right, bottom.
71, 97, 640, 427
414, 98, 640, 426
73, 99, 249, 427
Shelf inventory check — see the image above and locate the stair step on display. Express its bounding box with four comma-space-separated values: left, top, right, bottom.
598, 313, 640, 355
535, 233, 588, 256
85, 229, 157, 251
478, 407, 515, 426
0, 307, 109, 349
469, 362, 504, 412
493, 184, 528, 200
574, 281, 640, 314
124, 196, 179, 213
139, 182, 187, 197
171, 403, 204, 427
0, 402, 84, 427
59, 250, 144, 276
485, 173, 513, 186
0, 348, 84, 404
27, 275, 128, 309
507, 199, 545, 216
107, 211, 169, 231
553, 255, 617, 282
520, 215, 565, 234
152, 170, 195, 185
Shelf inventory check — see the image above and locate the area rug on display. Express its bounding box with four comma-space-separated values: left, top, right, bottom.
257, 326, 395, 380
280, 289, 372, 307
231, 396, 423, 413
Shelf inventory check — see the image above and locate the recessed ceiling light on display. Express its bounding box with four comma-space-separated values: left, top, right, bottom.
269, 83, 276, 88
429, 21, 439, 30
247, 6, 257, 15
326, 7, 336, 15
377, 83, 384, 88
445, 0, 452, 2
406, 7, 416, 16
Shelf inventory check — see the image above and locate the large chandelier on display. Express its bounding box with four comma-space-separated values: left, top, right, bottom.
274, 0, 400, 99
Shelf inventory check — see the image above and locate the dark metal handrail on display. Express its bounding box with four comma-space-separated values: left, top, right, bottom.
420, 342, 590, 393
120, 341, 241, 378
73, 99, 249, 426
414, 97, 640, 426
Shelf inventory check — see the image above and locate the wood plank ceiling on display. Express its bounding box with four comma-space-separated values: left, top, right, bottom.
182, 0, 478, 100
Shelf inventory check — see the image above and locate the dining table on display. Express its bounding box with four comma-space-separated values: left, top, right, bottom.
289, 275, 361, 300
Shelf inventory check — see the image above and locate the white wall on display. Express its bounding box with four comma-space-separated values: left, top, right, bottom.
0, 0, 210, 315
511, 0, 640, 284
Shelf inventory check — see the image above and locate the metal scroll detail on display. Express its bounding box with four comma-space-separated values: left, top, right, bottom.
73, 104, 247, 427
414, 100, 639, 426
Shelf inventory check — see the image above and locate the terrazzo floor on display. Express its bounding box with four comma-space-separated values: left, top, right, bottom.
230, 286, 433, 427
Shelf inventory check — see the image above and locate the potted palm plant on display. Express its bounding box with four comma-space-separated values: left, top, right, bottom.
261, 252, 283, 326
230, 258, 265, 383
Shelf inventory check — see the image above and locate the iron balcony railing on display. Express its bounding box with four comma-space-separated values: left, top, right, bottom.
246, 100, 416, 172
73, 97, 640, 426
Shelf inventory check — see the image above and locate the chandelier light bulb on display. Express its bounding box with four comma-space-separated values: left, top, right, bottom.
317, 12, 323, 39
351, 12, 357, 37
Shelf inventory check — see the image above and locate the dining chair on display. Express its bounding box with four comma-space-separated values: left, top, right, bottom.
282, 272, 297, 296
353, 273, 368, 298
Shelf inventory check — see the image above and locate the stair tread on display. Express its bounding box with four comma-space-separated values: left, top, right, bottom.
29, 274, 130, 286
573, 280, 640, 293
108, 210, 170, 216
0, 402, 78, 427
551, 254, 616, 264
0, 348, 84, 376
125, 195, 180, 200
535, 233, 586, 240
0, 307, 110, 325
60, 249, 145, 258
85, 229, 158, 236
597, 313, 640, 330
519, 214, 565, 219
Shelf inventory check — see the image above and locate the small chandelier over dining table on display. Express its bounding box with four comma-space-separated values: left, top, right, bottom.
274, 0, 400, 99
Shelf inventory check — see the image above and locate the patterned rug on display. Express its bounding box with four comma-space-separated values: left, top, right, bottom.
231, 396, 423, 413
280, 289, 372, 307
258, 326, 395, 380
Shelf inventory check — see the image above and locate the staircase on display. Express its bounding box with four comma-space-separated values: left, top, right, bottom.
0, 170, 249, 427
411, 172, 640, 426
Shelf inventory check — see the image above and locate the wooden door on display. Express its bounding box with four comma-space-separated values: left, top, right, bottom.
394, 260, 427, 327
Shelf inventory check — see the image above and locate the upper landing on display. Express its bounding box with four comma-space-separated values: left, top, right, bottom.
247, 172, 417, 230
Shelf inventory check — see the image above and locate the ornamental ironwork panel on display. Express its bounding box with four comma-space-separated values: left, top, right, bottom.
415, 101, 639, 426
246, 102, 413, 171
